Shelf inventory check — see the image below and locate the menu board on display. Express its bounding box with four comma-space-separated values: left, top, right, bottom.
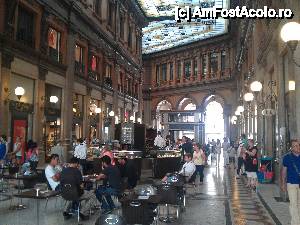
121, 123, 133, 144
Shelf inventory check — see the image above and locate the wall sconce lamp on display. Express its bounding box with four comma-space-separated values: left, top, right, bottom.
49, 95, 59, 103
14, 87, 25, 100
109, 110, 115, 117
4, 86, 25, 104
289, 80, 295, 91
137, 117, 142, 123
281, 22, 300, 67
95, 107, 101, 114
129, 115, 134, 121
244, 92, 254, 102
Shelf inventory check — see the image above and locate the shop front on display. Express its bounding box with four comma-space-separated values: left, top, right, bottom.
89, 98, 101, 143
73, 93, 84, 141
8, 74, 35, 162
43, 84, 62, 159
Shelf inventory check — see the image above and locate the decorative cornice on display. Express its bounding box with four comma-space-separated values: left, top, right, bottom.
39, 65, 48, 81
1, 52, 14, 69
9, 101, 34, 114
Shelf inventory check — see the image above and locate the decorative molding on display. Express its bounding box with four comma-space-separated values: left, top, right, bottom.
39, 65, 48, 81
86, 86, 92, 96
1, 52, 14, 69
9, 101, 34, 113
44, 107, 61, 117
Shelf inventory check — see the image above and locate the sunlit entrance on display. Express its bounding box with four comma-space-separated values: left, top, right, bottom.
205, 101, 224, 142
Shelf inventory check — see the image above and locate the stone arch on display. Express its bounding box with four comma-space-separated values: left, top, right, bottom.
156, 99, 173, 111
199, 92, 227, 111
176, 95, 198, 110
152, 97, 174, 111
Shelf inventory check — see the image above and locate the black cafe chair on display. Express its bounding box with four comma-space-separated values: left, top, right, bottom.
95, 214, 126, 225
157, 184, 179, 223
121, 200, 157, 225
60, 183, 83, 223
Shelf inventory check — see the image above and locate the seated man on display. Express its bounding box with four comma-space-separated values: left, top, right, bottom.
162, 153, 196, 183
95, 156, 121, 214
45, 154, 61, 191
60, 157, 94, 220
117, 156, 138, 189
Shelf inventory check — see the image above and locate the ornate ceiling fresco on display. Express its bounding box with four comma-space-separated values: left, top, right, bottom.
137, 0, 229, 54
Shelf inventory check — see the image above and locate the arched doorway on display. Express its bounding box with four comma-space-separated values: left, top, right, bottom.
155, 100, 172, 130
205, 101, 224, 142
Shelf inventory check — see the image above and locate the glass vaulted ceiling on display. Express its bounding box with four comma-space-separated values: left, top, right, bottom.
137, 0, 229, 54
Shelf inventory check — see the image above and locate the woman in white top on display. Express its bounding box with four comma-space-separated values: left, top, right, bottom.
74, 138, 87, 174
192, 143, 206, 185
216, 139, 222, 167
13, 137, 23, 165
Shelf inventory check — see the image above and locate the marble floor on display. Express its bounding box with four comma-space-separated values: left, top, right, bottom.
0, 159, 285, 225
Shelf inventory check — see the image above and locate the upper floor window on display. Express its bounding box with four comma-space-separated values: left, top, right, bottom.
48, 28, 62, 62
128, 26, 132, 48
136, 35, 139, 55
169, 63, 174, 81
184, 60, 191, 78
93, 0, 101, 14
161, 63, 167, 81
134, 83, 138, 98
105, 64, 112, 78
75, 44, 85, 73
177, 61, 181, 79
120, 15, 125, 40
221, 50, 227, 71
194, 58, 198, 77
210, 52, 218, 75
91, 55, 97, 71
118, 73, 123, 92
108, 2, 114, 26
156, 65, 160, 84
202, 54, 207, 78
16, 6, 35, 48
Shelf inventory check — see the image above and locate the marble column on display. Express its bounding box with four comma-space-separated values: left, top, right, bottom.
35, 66, 47, 165
0, 52, 14, 136
83, 88, 91, 140
223, 104, 232, 139
61, 28, 76, 160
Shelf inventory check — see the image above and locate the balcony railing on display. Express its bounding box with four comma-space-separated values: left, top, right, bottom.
49, 47, 63, 63
75, 61, 85, 76
88, 69, 100, 82
152, 68, 231, 88
103, 77, 112, 88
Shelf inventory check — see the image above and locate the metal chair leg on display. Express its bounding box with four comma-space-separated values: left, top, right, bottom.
77, 203, 80, 223
44, 198, 49, 209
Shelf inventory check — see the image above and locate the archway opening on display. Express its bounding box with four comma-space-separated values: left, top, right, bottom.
205, 101, 224, 142
155, 100, 172, 130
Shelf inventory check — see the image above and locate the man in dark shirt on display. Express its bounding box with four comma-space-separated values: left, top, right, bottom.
95, 155, 121, 214
181, 136, 193, 155
117, 157, 138, 189
61, 157, 94, 220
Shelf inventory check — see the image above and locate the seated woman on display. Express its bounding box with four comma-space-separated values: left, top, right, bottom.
162, 153, 196, 183
100, 145, 115, 165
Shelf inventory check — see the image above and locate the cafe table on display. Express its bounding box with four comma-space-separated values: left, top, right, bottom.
1, 173, 38, 209
14, 189, 60, 225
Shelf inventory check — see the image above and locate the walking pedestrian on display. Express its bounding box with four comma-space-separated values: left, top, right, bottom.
222, 137, 230, 167
244, 139, 258, 190
192, 143, 206, 185
281, 139, 300, 225
216, 139, 222, 167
